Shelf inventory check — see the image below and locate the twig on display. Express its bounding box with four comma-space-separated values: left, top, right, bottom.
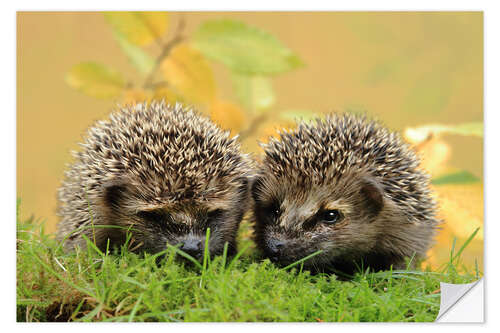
143, 17, 186, 89
238, 113, 269, 141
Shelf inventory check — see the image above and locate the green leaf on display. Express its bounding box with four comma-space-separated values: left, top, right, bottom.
65, 62, 125, 99
104, 12, 169, 46
192, 19, 304, 75
432, 170, 480, 185
445, 122, 483, 137
113, 31, 155, 75
405, 122, 483, 143
280, 110, 319, 122
232, 73, 275, 112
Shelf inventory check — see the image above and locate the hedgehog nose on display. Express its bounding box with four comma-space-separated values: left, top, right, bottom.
268, 239, 285, 255
181, 239, 202, 257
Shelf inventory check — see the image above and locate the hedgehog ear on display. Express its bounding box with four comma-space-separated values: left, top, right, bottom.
359, 177, 384, 218
103, 179, 129, 208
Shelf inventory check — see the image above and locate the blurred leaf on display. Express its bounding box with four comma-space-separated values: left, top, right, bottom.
192, 19, 304, 75
122, 88, 150, 105
405, 122, 483, 144
113, 31, 155, 75
432, 170, 480, 185
425, 182, 484, 269
434, 183, 483, 241
256, 120, 298, 150
153, 86, 186, 105
65, 62, 125, 99
232, 73, 275, 112
403, 70, 452, 115
160, 44, 216, 105
210, 100, 247, 136
413, 138, 451, 177
104, 12, 169, 46
280, 110, 319, 122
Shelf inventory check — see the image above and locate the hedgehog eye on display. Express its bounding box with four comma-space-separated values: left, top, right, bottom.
137, 209, 167, 223
261, 202, 281, 222
207, 209, 224, 222
270, 206, 281, 221
321, 210, 342, 224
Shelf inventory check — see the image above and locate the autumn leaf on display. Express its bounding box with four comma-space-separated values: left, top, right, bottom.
104, 12, 169, 46
434, 183, 483, 240
259, 120, 297, 143
122, 88, 150, 105
424, 183, 483, 270
414, 138, 451, 177
65, 62, 125, 99
153, 86, 186, 105
192, 19, 304, 75
160, 44, 216, 105
210, 100, 247, 137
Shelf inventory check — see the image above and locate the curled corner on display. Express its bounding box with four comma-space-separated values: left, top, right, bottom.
435, 278, 484, 322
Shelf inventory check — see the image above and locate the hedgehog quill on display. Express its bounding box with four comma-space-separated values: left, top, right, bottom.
57, 102, 252, 259
252, 114, 439, 274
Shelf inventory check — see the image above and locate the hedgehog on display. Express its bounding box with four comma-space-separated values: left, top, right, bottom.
251, 113, 439, 274
57, 102, 252, 259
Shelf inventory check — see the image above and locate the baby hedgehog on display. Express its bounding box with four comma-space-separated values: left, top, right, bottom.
251, 113, 439, 274
57, 102, 252, 259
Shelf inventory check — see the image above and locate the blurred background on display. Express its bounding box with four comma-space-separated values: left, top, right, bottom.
17, 12, 483, 271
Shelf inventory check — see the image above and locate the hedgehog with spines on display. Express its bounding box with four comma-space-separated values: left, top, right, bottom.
251, 113, 439, 274
57, 101, 252, 259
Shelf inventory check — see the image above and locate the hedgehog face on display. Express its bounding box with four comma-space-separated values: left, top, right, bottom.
100, 175, 249, 259
252, 172, 385, 270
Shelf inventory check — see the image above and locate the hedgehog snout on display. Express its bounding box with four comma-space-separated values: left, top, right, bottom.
179, 237, 203, 258
266, 237, 287, 262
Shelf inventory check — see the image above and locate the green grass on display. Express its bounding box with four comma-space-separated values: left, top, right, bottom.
16, 213, 481, 322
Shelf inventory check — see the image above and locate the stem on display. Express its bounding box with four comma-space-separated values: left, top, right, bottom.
238, 113, 269, 141
143, 17, 186, 89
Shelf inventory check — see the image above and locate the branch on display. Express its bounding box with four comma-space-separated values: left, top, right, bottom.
238, 113, 269, 141
143, 17, 186, 89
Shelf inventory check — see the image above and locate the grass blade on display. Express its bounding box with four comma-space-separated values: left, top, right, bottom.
451, 227, 480, 263
128, 293, 144, 322
281, 250, 323, 271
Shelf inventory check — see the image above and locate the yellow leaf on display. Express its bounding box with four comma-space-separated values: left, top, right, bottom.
423, 183, 484, 270
259, 121, 296, 143
210, 101, 247, 137
153, 86, 186, 105
160, 44, 216, 105
140, 12, 170, 40
414, 138, 451, 177
122, 88, 151, 105
66, 62, 125, 99
434, 183, 483, 241
104, 12, 169, 46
